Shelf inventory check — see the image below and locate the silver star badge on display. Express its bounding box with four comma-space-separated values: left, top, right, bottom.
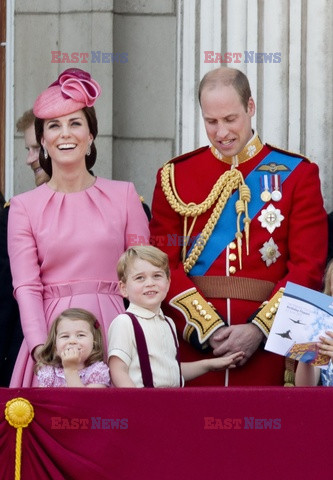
259, 237, 281, 267
258, 204, 284, 234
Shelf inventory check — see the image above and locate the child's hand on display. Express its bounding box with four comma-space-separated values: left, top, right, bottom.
318, 331, 333, 359
61, 346, 82, 370
208, 351, 245, 371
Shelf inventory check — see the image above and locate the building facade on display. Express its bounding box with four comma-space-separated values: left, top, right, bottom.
4, 0, 333, 210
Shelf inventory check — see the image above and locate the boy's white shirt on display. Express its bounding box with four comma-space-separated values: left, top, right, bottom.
108, 302, 184, 387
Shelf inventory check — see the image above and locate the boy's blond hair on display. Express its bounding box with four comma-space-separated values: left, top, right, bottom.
117, 246, 170, 282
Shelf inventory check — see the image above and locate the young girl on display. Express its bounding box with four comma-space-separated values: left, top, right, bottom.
108, 246, 244, 388
295, 260, 333, 386
36, 308, 110, 387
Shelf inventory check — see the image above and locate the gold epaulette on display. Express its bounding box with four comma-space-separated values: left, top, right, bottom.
139, 195, 145, 203
169, 288, 225, 344
252, 288, 285, 337
266, 143, 311, 163
3, 201, 10, 208
162, 146, 209, 167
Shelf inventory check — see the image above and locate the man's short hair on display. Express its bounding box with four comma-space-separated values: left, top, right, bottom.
198, 67, 252, 110
16, 109, 35, 132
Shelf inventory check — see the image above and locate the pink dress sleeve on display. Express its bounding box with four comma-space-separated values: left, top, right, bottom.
85, 362, 111, 386
37, 366, 56, 387
8, 196, 47, 353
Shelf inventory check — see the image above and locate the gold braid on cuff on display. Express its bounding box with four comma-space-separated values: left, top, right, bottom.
170, 288, 225, 344
184, 324, 196, 343
252, 288, 285, 337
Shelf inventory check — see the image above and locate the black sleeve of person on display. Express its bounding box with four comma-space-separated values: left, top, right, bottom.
0, 206, 23, 386
142, 202, 151, 221
188, 327, 212, 352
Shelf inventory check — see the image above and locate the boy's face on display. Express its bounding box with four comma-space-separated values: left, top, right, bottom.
119, 258, 170, 314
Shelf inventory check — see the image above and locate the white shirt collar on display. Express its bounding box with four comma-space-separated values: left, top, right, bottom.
127, 303, 165, 320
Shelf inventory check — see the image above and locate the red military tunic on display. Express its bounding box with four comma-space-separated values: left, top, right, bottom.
150, 134, 327, 386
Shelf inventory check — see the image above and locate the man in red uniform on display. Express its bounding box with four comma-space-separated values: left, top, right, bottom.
150, 67, 327, 386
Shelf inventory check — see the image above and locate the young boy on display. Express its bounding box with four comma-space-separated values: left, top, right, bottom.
108, 246, 244, 388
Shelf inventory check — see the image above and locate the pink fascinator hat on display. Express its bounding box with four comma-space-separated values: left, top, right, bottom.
33, 68, 101, 119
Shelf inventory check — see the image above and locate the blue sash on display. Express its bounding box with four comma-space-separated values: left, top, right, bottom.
188, 151, 302, 276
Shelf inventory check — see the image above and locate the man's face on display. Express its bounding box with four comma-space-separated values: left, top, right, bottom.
201, 84, 255, 158
24, 124, 49, 186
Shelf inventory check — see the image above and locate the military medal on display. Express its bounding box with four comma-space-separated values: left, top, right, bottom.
260, 175, 271, 202
258, 204, 285, 234
259, 237, 281, 267
271, 174, 282, 201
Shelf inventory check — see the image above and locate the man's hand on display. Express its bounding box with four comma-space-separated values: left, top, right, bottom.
209, 324, 264, 366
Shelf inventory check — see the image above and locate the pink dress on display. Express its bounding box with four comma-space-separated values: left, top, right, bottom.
37, 362, 111, 387
8, 177, 149, 387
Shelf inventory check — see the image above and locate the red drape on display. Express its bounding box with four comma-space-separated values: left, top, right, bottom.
0, 387, 332, 480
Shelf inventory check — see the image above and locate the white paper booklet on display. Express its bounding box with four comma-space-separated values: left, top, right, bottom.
265, 282, 333, 366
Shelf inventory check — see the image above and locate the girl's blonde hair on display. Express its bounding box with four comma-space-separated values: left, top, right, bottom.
35, 308, 104, 372
323, 259, 333, 295
117, 245, 170, 283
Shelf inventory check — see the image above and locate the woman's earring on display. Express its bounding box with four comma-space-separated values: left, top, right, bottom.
86, 143, 91, 157
43, 148, 48, 160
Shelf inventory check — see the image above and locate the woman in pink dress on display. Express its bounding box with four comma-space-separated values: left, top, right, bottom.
8, 69, 149, 387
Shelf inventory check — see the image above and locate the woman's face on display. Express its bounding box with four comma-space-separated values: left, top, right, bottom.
41, 109, 93, 170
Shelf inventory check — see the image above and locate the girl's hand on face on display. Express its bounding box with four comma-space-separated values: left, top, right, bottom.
61, 346, 82, 369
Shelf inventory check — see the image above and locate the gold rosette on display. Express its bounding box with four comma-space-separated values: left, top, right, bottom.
5, 397, 34, 480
